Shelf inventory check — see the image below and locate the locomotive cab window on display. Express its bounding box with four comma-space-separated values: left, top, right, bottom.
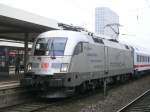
73, 42, 83, 55
34, 37, 67, 56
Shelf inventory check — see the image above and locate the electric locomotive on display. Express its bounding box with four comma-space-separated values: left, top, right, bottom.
21, 27, 136, 98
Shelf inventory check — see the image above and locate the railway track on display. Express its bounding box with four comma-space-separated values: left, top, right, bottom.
117, 89, 150, 112
1, 77, 149, 112
0, 92, 86, 112
0, 99, 59, 112
0, 88, 104, 112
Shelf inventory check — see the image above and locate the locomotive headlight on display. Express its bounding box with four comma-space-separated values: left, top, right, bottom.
27, 63, 32, 71
60, 63, 69, 72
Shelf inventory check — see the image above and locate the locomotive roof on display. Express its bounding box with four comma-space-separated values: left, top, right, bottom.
37, 30, 90, 42
37, 30, 131, 51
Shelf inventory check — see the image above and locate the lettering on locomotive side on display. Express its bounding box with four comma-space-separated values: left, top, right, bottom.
110, 62, 125, 66
87, 53, 98, 57
93, 65, 103, 69
90, 59, 102, 63
83, 46, 92, 51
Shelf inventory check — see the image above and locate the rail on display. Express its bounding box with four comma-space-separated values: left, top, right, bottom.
117, 89, 150, 112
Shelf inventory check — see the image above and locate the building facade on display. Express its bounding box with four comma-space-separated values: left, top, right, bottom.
95, 7, 119, 40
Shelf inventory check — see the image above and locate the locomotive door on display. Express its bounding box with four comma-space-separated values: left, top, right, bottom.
69, 42, 89, 73
104, 46, 109, 75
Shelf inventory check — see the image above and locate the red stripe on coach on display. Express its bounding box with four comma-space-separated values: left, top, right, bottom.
134, 64, 150, 68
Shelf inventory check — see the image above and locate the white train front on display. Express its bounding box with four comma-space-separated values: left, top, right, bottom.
21, 30, 150, 98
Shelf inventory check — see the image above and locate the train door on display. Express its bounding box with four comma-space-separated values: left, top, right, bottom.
104, 46, 109, 75
82, 42, 90, 72
69, 42, 89, 73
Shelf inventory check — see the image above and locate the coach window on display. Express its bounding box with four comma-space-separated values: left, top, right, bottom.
142, 56, 144, 62
73, 42, 83, 55
137, 55, 139, 62
140, 56, 142, 62
146, 56, 148, 62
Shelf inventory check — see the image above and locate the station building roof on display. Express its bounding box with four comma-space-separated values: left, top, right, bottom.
0, 4, 60, 41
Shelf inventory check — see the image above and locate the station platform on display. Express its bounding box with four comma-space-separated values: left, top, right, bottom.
0, 79, 30, 108
0, 72, 22, 90
0, 81, 20, 90
0, 72, 24, 82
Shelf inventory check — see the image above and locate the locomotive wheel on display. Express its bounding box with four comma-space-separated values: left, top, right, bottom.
77, 82, 87, 94
90, 81, 96, 91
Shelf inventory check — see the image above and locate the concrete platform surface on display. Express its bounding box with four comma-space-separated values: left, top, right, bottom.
0, 81, 20, 90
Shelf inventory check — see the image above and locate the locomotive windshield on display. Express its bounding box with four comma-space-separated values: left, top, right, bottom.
34, 37, 67, 56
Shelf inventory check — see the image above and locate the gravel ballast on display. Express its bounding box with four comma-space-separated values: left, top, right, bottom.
42, 75, 150, 112
80, 75, 150, 112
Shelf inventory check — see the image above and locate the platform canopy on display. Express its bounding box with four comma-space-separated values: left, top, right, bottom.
0, 4, 60, 42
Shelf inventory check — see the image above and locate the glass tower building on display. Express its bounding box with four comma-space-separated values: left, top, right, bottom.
95, 7, 119, 40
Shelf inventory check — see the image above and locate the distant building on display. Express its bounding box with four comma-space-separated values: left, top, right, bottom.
95, 7, 119, 40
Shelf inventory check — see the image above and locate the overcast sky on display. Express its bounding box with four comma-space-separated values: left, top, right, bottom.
0, 0, 150, 49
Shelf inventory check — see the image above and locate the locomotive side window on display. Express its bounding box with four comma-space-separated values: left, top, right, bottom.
73, 42, 83, 55
125, 45, 129, 49
93, 38, 104, 44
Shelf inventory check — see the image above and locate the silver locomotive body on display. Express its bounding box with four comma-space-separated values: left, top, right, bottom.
21, 30, 134, 98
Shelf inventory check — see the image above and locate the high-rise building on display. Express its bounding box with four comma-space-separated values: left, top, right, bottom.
95, 7, 119, 40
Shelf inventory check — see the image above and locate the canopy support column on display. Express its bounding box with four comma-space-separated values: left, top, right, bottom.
24, 33, 29, 73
